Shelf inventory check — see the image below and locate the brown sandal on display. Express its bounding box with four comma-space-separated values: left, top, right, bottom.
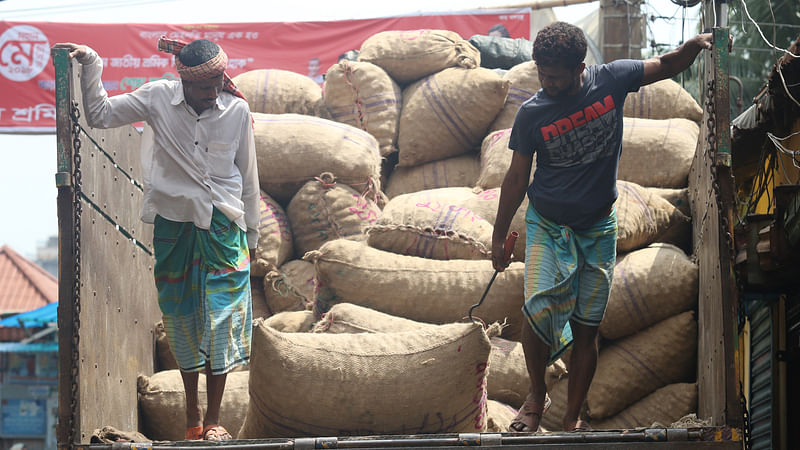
202, 424, 232, 441
509, 393, 551, 432
567, 419, 592, 432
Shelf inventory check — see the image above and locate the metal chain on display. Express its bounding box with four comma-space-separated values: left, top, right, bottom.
68, 100, 83, 448
691, 79, 718, 258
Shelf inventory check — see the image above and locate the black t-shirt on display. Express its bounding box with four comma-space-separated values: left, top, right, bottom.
509, 59, 644, 229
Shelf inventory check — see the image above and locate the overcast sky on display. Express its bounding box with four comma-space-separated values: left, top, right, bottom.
0, 0, 701, 259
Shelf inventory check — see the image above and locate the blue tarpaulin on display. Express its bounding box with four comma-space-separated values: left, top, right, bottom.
0, 302, 57, 328
0, 342, 58, 353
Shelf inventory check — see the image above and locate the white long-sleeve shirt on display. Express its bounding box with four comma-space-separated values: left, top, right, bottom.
77, 48, 259, 248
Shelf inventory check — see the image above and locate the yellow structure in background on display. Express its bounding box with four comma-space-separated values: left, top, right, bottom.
753, 118, 800, 214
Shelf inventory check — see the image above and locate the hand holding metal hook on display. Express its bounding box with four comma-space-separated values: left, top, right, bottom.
468, 231, 518, 324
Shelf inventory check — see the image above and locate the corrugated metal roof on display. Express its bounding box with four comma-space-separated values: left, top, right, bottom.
0, 302, 58, 328
0, 245, 57, 315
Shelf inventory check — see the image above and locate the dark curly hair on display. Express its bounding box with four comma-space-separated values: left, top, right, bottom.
532, 22, 587, 69
178, 39, 221, 67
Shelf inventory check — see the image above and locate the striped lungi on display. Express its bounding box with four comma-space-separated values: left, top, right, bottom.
153, 208, 252, 375
523, 203, 617, 364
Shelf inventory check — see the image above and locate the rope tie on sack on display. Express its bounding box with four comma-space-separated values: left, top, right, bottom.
311, 311, 334, 333
349, 176, 386, 207
315, 172, 337, 189
265, 270, 313, 307
342, 60, 368, 132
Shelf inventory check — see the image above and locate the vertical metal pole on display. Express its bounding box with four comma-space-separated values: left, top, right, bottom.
52, 47, 78, 449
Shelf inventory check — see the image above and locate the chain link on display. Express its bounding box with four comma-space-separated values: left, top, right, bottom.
68, 100, 83, 448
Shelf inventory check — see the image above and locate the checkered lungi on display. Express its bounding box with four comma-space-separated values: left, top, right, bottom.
153, 208, 252, 375
522, 203, 617, 364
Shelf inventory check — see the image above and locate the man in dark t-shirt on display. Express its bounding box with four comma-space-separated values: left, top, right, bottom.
491, 22, 712, 432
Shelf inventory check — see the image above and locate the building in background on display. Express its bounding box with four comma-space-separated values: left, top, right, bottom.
0, 246, 58, 450
33, 238, 57, 280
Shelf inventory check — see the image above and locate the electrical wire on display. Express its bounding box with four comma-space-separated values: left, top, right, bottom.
740, 0, 800, 58
767, 130, 800, 170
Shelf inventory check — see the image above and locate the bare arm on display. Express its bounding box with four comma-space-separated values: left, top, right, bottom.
641, 33, 713, 86
492, 150, 532, 272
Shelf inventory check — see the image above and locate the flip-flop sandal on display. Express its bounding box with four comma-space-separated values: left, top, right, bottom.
509, 393, 551, 432
202, 424, 232, 441
568, 419, 592, 432
185, 425, 203, 441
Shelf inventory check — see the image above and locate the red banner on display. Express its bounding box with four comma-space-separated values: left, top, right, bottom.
0, 10, 531, 132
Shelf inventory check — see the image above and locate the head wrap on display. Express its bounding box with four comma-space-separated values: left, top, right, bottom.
157, 36, 246, 101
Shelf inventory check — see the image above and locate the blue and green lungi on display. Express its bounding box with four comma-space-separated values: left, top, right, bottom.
153, 208, 252, 375
523, 203, 617, 364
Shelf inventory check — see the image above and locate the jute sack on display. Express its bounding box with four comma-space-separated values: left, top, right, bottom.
623, 79, 703, 123
252, 190, 293, 278
138, 370, 249, 441
459, 188, 528, 262
619, 118, 700, 188
645, 187, 691, 217
592, 383, 697, 429
587, 311, 697, 420
488, 61, 541, 132
615, 181, 691, 253
263, 259, 316, 315
366, 187, 493, 260
486, 400, 519, 433
311, 303, 566, 407
385, 154, 481, 198
287, 174, 381, 256
488, 337, 567, 408
238, 321, 495, 437
154, 321, 178, 372
601, 243, 698, 340
476, 128, 536, 190
262, 310, 316, 333
251, 280, 271, 320
358, 30, 481, 84
398, 68, 509, 167
306, 239, 527, 340
324, 60, 402, 156
253, 113, 381, 204
232, 69, 326, 117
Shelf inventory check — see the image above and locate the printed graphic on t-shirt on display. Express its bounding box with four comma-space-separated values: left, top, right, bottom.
538, 94, 618, 168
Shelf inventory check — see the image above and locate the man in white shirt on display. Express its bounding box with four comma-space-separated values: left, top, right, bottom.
54, 38, 259, 441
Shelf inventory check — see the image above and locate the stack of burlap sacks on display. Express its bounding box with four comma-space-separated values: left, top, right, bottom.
138, 29, 705, 440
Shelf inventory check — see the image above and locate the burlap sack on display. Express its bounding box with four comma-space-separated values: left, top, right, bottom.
601, 244, 698, 340
616, 181, 691, 253
459, 188, 528, 262
306, 239, 526, 340
476, 128, 537, 190
262, 310, 316, 333
539, 375, 569, 431
287, 174, 381, 256
367, 187, 493, 260
619, 118, 700, 188
587, 311, 697, 419
263, 259, 316, 315
238, 321, 494, 437
252, 190, 293, 278
154, 321, 178, 372
398, 68, 509, 167
138, 370, 249, 441
358, 30, 481, 84
623, 79, 703, 123
311, 302, 436, 334
324, 60, 402, 156
251, 280, 271, 320
592, 383, 697, 429
488, 337, 567, 408
253, 113, 381, 204
488, 61, 541, 132
232, 69, 326, 116
486, 400, 518, 433
385, 154, 481, 198
312, 302, 566, 407
645, 186, 691, 217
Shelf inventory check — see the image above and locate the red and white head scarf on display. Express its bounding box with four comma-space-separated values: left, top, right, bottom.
157, 36, 246, 101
